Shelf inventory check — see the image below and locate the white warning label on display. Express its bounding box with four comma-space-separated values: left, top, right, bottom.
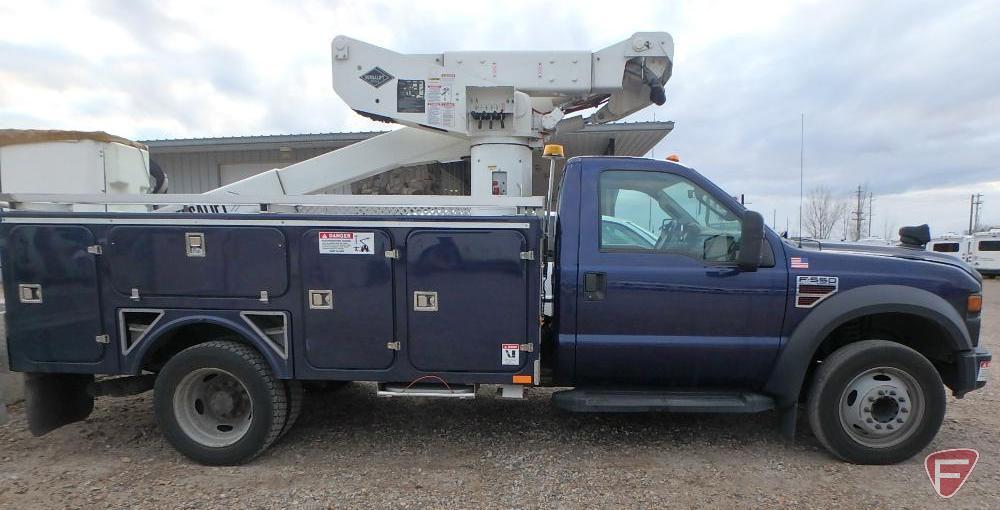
318, 231, 374, 255
426, 73, 455, 128
501, 343, 520, 366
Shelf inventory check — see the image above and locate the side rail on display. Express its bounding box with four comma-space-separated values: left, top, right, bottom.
0, 192, 545, 216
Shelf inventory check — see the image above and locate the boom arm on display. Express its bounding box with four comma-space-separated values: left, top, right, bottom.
207, 32, 674, 200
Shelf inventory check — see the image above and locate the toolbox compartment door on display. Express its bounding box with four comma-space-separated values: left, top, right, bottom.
406, 229, 530, 372
106, 226, 288, 298
300, 229, 396, 370
3, 225, 105, 364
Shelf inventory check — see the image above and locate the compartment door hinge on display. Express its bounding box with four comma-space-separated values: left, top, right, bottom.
386, 341, 401, 351
86, 244, 103, 255
519, 250, 535, 260
95, 334, 110, 344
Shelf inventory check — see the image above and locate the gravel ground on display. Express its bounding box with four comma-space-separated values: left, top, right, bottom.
1, 280, 997, 509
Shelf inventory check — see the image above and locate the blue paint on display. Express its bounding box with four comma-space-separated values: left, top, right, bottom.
300, 228, 396, 370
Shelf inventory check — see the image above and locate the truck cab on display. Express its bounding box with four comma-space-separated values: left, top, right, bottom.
546, 156, 990, 464
551, 156, 784, 390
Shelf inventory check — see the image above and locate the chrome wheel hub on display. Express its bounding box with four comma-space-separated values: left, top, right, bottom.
173, 368, 253, 448
838, 367, 923, 448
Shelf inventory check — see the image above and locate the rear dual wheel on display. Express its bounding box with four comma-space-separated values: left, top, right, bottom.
808, 340, 945, 464
154, 341, 301, 465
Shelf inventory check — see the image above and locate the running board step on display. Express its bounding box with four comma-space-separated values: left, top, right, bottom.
551, 389, 774, 413
377, 382, 477, 399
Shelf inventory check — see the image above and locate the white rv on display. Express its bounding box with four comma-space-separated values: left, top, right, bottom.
970, 228, 1000, 277
927, 233, 972, 262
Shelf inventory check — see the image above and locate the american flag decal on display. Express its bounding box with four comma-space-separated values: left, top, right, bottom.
790, 257, 810, 269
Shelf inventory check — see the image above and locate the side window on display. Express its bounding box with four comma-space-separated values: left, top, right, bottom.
599, 170, 742, 263
932, 242, 959, 253
979, 240, 1000, 251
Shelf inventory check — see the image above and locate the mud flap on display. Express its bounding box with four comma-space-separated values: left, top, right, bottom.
24, 373, 95, 436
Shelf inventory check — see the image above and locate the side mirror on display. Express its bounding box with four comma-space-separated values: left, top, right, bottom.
738, 211, 765, 272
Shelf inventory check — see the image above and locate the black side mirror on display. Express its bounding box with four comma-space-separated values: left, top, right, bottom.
738, 211, 765, 272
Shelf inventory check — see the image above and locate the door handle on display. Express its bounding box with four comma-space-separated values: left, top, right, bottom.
705, 266, 740, 277
584, 272, 606, 301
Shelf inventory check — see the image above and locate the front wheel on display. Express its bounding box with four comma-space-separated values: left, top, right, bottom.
807, 340, 945, 464
154, 341, 288, 465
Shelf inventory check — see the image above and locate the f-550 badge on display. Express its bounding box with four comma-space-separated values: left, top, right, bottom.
795, 275, 839, 308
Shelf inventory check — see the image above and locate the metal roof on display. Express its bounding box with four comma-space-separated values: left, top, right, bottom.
141, 121, 673, 157
550, 121, 674, 158
141, 131, 384, 153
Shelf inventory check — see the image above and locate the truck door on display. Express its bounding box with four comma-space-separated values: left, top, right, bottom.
406, 229, 530, 373
300, 229, 396, 370
3, 225, 107, 367
574, 162, 787, 388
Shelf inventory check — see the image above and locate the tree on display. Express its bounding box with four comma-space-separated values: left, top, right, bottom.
803, 186, 847, 240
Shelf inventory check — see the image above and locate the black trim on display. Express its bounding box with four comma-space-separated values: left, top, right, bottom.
763, 284, 975, 408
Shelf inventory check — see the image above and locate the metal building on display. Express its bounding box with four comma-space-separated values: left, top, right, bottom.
142, 121, 674, 195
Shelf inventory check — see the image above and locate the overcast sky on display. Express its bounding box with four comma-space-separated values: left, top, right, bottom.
2, 0, 998, 236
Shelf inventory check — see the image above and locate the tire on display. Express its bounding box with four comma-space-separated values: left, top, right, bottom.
807, 340, 945, 464
279, 380, 304, 440
154, 341, 288, 465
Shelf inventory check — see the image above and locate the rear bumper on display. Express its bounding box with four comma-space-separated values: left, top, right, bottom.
951, 347, 991, 397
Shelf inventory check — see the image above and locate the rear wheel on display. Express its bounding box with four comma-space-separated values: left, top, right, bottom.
154, 341, 287, 465
280, 380, 304, 439
807, 340, 945, 464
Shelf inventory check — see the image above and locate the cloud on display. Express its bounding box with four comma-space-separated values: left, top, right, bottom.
0, 0, 997, 232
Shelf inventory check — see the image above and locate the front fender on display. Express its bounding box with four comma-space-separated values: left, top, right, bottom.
764, 284, 971, 408
123, 311, 291, 378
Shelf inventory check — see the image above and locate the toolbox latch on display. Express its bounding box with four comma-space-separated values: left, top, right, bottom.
185, 232, 206, 257
519, 343, 534, 352
95, 334, 110, 344
86, 244, 103, 255
308, 290, 333, 309
17, 283, 42, 304
384, 249, 400, 259
386, 341, 401, 351
413, 291, 438, 312
519, 250, 535, 261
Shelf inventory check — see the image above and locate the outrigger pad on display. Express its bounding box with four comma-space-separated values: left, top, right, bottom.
24, 373, 95, 436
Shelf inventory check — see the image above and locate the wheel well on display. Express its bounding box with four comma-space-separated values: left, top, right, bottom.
140, 323, 252, 373
801, 312, 958, 399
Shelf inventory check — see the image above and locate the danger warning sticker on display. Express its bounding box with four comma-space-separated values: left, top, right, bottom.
501, 343, 520, 366
318, 231, 374, 255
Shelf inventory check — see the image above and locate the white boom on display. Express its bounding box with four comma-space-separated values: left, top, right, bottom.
208, 32, 674, 201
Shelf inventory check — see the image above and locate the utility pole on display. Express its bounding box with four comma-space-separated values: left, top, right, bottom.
969, 193, 983, 234
969, 194, 975, 234
852, 185, 866, 241
974, 194, 983, 233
